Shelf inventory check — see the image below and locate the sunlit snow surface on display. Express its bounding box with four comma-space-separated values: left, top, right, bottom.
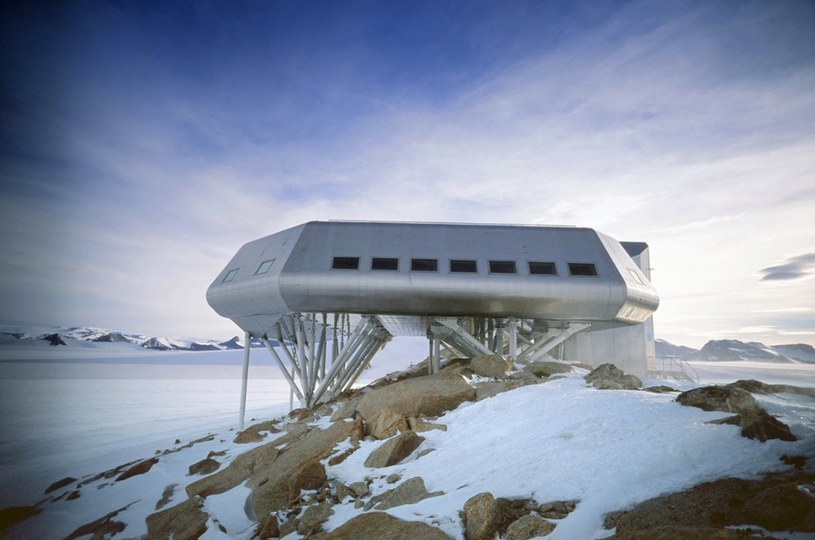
1, 340, 813, 539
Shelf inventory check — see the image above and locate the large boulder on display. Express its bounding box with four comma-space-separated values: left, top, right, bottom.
526, 361, 573, 377
365, 408, 409, 440
365, 431, 425, 468
65, 506, 129, 540
297, 502, 335, 536
248, 418, 364, 517
311, 511, 450, 539
676, 386, 761, 414
365, 476, 443, 510
462, 492, 520, 540
470, 355, 512, 378
505, 514, 555, 539
188, 458, 220, 475
356, 373, 475, 424
584, 364, 642, 390
116, 457, 158, 481
739, 411, 797, 442
145, 496, 208, 540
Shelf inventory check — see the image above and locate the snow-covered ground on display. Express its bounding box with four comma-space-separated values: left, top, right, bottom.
1, 341, 814, 539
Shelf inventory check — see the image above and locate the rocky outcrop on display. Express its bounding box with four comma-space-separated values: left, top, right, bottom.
186, 424, 310, 498
365, 408, 409, 440
461, 493, 562, 540
146, 496, 209, 540
678, 385, 796, 442
505, 514, 555, 539
462, 492, 524, 540
0, 507, 41, 535
743, 482, 815, 530
538, 500, 578, 519
311, 511, 450, 539
727, 379, 815, 398
474, 381, 521, 401
188, 457, 220, 475
525, 361, 573, 377
584, 363, 642, 390
365, 476, 443, 510
676, 386, 760, 414
365, 431, 425, 468
248, 418, 364, 517
407, 417, 446, 432
44, 476, 76, 494
116, 457, 158, 481
737, 410, 797, 442
233, 419, 280, 443
355, 373, 476, 425
297, 502, 334, 535
604, 471, 815, 537
470, 355, 512, 378
65, 504, 133, 540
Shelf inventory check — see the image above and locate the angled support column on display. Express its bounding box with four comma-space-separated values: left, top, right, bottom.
262, 336, 305, 404
433, 318, 493, 358
311, 315, 391, 406
520, 322, 591, 363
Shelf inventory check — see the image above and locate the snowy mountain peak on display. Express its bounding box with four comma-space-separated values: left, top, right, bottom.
695, 339, 790, 362
655, 339, 698, 359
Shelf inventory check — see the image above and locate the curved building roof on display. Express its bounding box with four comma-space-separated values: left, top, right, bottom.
207, 221, 658, 337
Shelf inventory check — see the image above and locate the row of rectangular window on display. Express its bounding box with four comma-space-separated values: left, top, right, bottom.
332, 257, 597, 277
223, 257, 599, 283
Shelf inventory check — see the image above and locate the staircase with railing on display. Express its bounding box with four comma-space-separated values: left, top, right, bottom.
651, 356, 700, 384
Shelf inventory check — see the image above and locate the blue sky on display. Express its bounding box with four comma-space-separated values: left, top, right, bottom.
1, 0, 813, 347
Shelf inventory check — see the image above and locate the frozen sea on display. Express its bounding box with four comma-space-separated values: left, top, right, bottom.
0, 338, 426, 509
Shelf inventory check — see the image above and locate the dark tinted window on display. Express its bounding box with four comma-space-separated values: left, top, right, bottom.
529, 261, 557, 275
489, 260, 517, 274
223, 268, 239, 282
568, 263, 597, 276
450, 259, 477, 273
332, 257, 360, 270
411, 258, 438, 271
371, 257, 399, 270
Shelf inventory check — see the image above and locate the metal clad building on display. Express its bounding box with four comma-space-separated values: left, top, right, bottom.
207, 221, 659, 410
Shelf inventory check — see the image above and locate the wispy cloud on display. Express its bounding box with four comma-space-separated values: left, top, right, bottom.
650, 214, 744, 235
759, 253, 815, 281
752, 307, 814, 314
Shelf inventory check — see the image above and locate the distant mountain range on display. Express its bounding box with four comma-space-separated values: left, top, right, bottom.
656, 338, 815, 364
2, 325, 813, 364
0, 326, 248, 352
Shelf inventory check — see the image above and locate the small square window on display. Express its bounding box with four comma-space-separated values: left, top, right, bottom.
489, 260, 517, 274
222, 268, 239, 282
450, 259, 477, 273
371, 257, 399, 270
568, 263, 597, 276
529, 261, 557, 275
411, 258, 438, 272
255, 259, 275, 275
332, 257, 360, 270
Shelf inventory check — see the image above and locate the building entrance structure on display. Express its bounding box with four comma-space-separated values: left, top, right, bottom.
206, 221, 659, 425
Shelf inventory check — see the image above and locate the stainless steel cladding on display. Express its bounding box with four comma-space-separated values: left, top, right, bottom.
206, 221, 659, 337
